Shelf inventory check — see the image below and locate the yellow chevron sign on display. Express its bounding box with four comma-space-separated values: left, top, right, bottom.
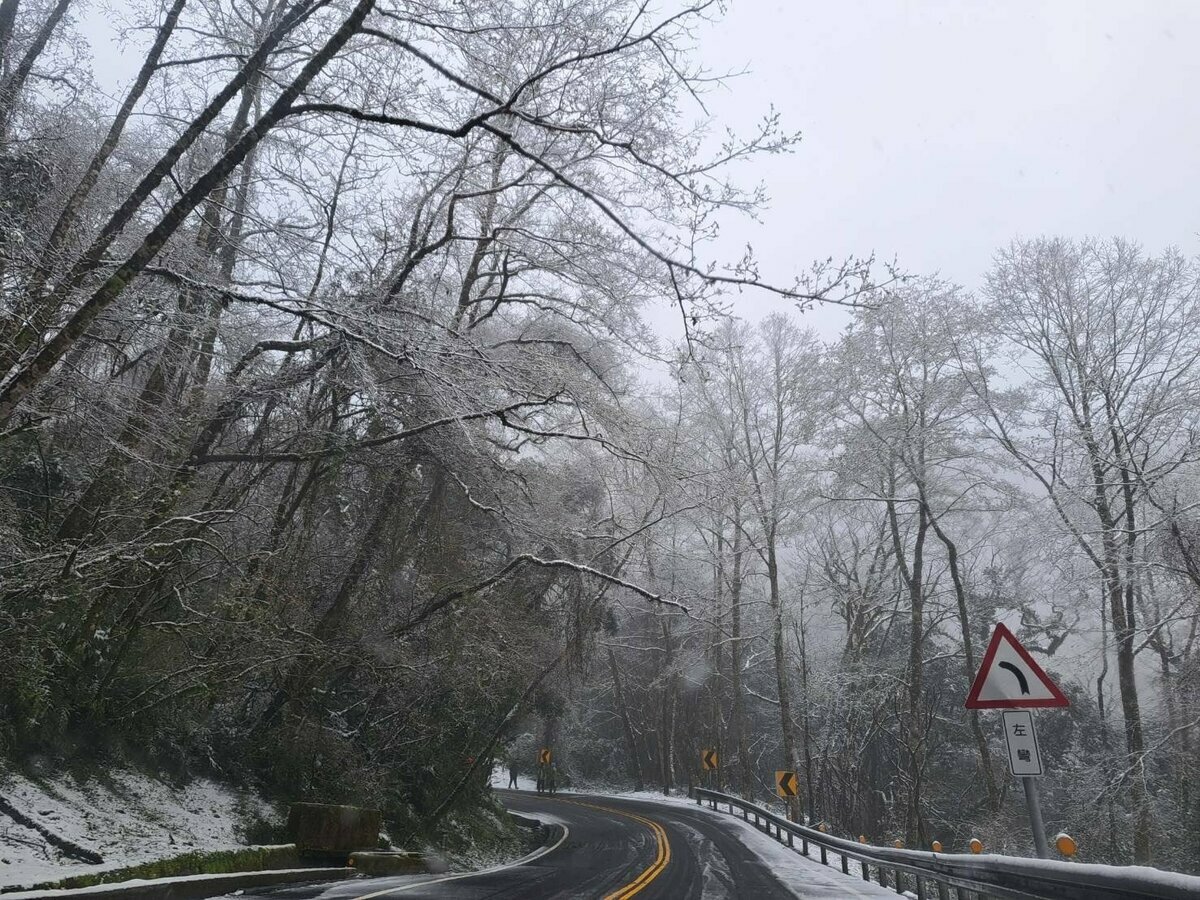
538, 748, 552, 765
776, 770, 799, 798
701, 749, 718, 771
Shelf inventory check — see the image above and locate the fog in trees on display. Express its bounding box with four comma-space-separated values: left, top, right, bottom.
1, 0, 1198, 876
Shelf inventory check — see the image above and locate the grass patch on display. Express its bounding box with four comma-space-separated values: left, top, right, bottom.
6, 844, 301, 893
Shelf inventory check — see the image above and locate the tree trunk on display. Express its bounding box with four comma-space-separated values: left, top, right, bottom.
661, 618, 678, 794
767, 537, 799, 820
729, 503, 751, 796
608, 645, 644, 790
253, 462, 408, 732
710, 517, 725, 791
0, 0, 71, 138
0, 0, 21, 71
888, 488, 929, 847
1082, 423, 1151, 862
40, 0, 188, 260
794, 591, 816, 823
0, 0, 376, 417
925, 508, 1000, 809
419, 649, 566, 836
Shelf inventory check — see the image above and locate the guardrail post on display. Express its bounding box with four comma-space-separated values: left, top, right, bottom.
787, 830, 793, 848
877, 866, 888, 888
935, 880, 948, 900
895, 869, 904, 894
914, 876, 925, 900
861, 860, 870, 882
840, 854, 848, 875
819, 845, 827, 866
801, 835, 808, 855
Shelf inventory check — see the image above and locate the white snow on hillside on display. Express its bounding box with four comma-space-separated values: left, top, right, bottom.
0, 766, 280, 889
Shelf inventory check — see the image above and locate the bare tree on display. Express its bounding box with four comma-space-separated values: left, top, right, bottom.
973, 237, 1200, 863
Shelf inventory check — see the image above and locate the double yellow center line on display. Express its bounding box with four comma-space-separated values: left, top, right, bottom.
559, 799, 671, 899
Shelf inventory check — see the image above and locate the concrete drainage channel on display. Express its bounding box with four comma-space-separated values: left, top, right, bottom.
1, 867, 357, 900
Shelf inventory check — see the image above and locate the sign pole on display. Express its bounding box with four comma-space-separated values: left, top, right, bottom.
1023, 776, 1050, 859
967, 625, 1070, 862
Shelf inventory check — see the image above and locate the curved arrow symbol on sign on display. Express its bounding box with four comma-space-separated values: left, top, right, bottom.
998, 661, 1030, 695
965, 623, 1069, 709
775, 770, 798, 798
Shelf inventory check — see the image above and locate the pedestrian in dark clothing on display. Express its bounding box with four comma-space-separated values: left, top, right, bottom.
508, 762, 519, 789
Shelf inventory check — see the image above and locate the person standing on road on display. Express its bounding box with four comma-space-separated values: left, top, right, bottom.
508, 759, 519, 789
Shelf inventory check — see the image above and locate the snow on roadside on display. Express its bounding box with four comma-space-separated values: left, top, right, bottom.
581, 789, 1200, 899
708, 811, 896, 898
0, 766, 280, 889
599, 788, 708, 806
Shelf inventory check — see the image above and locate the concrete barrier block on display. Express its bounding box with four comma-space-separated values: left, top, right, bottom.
287, 803, 382, 859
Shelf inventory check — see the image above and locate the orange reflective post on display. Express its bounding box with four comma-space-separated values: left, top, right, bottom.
1055, 833, 1078, 857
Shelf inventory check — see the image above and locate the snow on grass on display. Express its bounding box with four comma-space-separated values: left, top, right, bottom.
0, 766, 280, 889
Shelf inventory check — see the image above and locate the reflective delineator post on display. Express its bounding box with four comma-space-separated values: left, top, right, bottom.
1055, 832, 1078, 858
1023, 776, 1050, 859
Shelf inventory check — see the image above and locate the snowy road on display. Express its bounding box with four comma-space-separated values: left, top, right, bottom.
218, 790, 894, 899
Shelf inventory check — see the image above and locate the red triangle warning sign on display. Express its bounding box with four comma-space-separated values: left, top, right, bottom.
965, 623, 1069, 709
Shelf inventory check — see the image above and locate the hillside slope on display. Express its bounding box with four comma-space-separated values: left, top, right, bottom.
0, 765, 279, 889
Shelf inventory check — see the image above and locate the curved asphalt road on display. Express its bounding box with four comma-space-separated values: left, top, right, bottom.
215, 790, 881, 899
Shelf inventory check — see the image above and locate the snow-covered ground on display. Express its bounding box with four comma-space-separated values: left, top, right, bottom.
0, 765, 279, 889
488, 766, 538, 792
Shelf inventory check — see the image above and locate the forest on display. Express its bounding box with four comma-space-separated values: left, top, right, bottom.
1, 0, 1198, 875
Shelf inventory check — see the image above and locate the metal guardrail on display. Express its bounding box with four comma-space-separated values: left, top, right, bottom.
693, 788, 1200, 900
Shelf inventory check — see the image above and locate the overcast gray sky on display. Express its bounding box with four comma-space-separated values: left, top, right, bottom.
691, 0, 1200, 336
